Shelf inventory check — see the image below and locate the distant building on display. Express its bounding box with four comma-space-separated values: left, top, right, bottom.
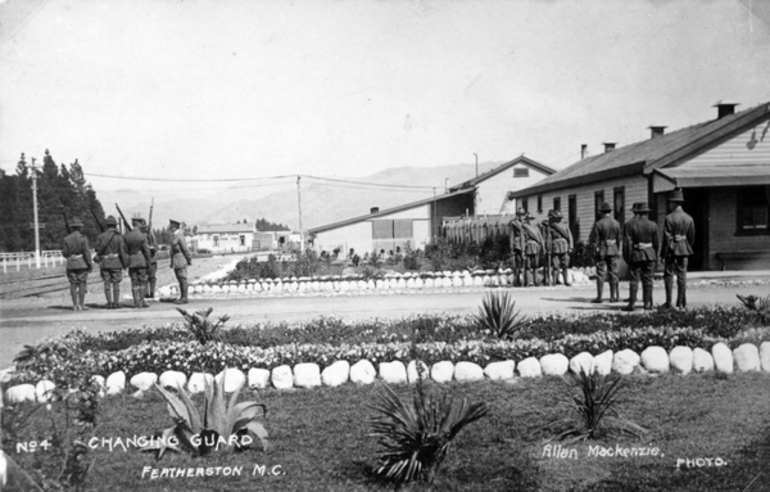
195, 223, 255, 253
510, 101, 770, 271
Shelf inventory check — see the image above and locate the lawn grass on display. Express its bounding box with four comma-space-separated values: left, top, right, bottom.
5, 373, 770, 491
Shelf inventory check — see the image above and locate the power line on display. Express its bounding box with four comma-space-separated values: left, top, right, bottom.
300, 174, 436, 191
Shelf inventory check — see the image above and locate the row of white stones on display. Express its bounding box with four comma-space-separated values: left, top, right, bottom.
5, 341, 770, 404
157, 270, 592, 298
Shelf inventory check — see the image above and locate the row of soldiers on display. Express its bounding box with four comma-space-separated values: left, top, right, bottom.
61, 216, 192, 310
509, 208, 574, 287
589, 189, 695, 311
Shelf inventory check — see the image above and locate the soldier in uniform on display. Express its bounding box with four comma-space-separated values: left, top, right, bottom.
169, 219, 192, 304
62, 216, 92, 311
94, 215, 128, 309
521, 213, 544, 286
548, 210, 574, 286
124, 217, 152, 308
661, 189, 695, 309
140, 219, 159, 299
509, 208, 526, 286
539, 217, 552, 286
622, 203, 658, 311
588, 202, 622, 303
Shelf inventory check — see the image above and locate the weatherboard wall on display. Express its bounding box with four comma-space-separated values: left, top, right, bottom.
475, 164, 551, 216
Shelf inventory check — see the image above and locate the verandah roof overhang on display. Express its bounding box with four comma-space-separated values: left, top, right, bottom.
651, 165, 770, 193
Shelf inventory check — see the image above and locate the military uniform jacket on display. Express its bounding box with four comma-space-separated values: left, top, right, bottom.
623, 217, 658, 263
146, 231, 158, 264
95, 228, 128, 270
171, 231, 192, 268
521, 223, 544, 255
549, 222, 573, 254
124, 229, 152, 268
62, 231, 92, 271
589, 216, 622, 257
662, 208, 695, 257
509, 219, 524, 251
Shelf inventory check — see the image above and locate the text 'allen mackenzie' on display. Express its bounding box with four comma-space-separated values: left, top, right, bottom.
542, 444, 662, 460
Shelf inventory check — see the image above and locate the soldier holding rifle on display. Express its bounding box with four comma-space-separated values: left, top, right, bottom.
94, 215, 128, 309
141, 219, 158, 299
169, 219, 192, 304
62, 216, 92, 311
548, 210, 574, 286
124, 216, 152, 308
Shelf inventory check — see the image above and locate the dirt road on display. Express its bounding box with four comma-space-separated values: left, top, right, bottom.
3, 267, 769, 368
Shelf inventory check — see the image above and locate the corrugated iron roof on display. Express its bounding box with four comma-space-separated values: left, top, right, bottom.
509, 101, 770, 198
197, 224, 254, 234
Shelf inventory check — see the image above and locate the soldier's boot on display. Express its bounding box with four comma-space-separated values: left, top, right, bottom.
663, 280, 674, 309
78, 285, 89, 311
643, 285, 654, 310
622, 284, 638, 311
551, 269, 559, 286
113, 285, 121, 309
609, 281, 619, 303
103, 282, 112, 309
591, 280, 604, 303
70, 285, 80, 311
562, 267, 571, 286
175, 281, 189, 304
677, 289, 687, 310
532, 267, 539, 287
522, 268, 530, 287
131, 286, 139, 308
139, 284, 150, 308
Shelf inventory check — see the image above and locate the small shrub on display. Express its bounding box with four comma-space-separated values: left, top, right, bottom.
737, 294, 770, 324
367, 377, 488, 485
177, 307, 230, 345
475, 292, 526, 340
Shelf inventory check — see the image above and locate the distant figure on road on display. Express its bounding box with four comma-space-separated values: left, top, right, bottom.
125, 217, 152, 308
622, 202, 658, 311
661, 188, 695, 309
94, 215, 128, 309
169, 219, 192, 304
589, 202, 622, 303
547, 209, 574, 286
62, 216, 92, 311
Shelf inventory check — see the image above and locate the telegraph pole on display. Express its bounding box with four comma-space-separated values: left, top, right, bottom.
29, 157, 41, 269
296, 175, 303, 252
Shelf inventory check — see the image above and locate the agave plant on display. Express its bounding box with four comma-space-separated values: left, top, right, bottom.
475, 291, 527, 340
368, 382, 488, 485
736, 294, 770, 323
176, 307, 230, 345
142, 370, 268, 459
550, 368, 646, 442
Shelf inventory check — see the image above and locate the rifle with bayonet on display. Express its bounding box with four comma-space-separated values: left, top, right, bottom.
91, 207, 105, 233
115, 203, 132, 232
147, 197, 157, 257
61, 206, 71, 235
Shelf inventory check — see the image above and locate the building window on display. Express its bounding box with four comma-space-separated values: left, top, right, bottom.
372, 220, 414, 239
213, 235, 219, 246
537, 194, 543, 214
737, 186, 769, 234
594, 190, 605, 219
568, 194, 578, 240
513, 167, 529, 178
553, 196, 561, 212
614, 187, 625, 227
240, 235, 246, 246
521, 197, 529, 213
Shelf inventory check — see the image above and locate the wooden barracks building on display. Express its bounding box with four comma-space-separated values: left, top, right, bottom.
509, 101, 770, 271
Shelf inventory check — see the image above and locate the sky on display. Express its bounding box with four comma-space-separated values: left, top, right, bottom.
1, 0, 770, 195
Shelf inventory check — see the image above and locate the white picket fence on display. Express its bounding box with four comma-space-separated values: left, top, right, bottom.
0, 250, 65, 273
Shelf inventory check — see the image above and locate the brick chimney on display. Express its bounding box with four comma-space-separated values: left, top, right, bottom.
713, 101, 739, 119
603, 142, 616, 153
649, 126, 667, 139
370, 207, 379, 214
581, 144, 587, 160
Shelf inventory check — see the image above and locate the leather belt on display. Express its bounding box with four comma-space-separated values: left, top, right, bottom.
634, 242, 653, 249
69, 254, 83, 260
604, 239, 617, 246
674, 235, 687, 241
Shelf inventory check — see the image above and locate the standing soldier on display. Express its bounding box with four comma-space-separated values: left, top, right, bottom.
140, 219, 158, 300
62, 216, 92, 311
588, 202, 622, 303
521, 213, 545, 286
622, 203, 658, 311
509, 208, 526, 286
548, 210, 574, 286
539, 217, 552, 286
94, 215, 128, 309
661, 189, 695, 309
169, 219, 192, 304
124, 217, 152, 308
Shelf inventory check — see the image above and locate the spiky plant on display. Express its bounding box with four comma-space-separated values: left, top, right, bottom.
736, 294, 770, 323
176, 307, 230, 345
550, 368, 646, 442
475, 291, 527, 340
142, 370, 269, 459
367, 380, 488, 486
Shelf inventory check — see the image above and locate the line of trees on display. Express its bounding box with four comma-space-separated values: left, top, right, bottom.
0, 150, 106, 252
